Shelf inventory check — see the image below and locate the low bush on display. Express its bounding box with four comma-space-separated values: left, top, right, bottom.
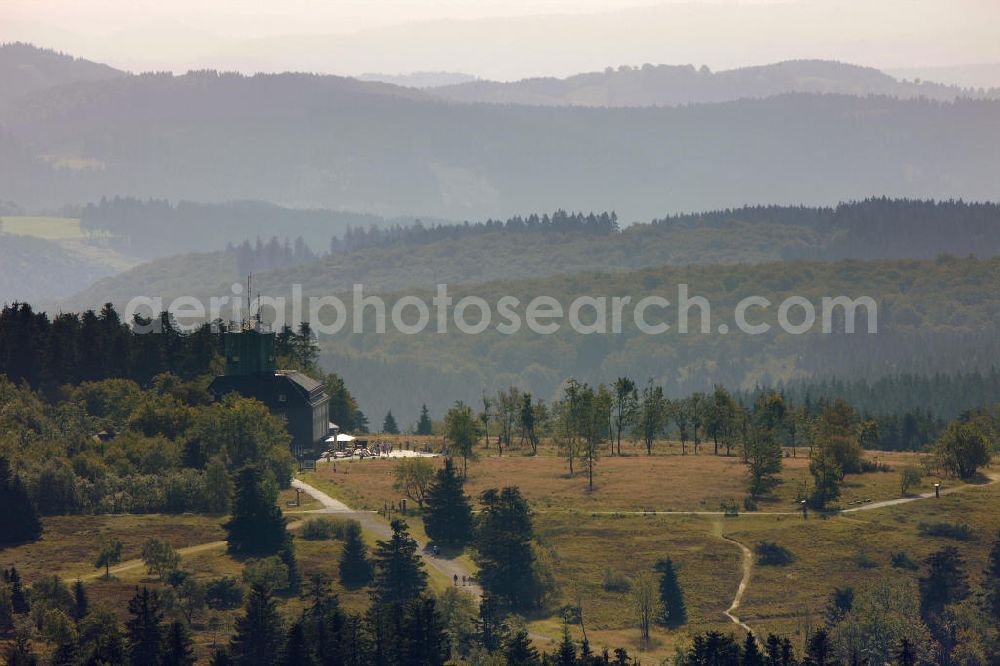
601, 566, 631, 593
754, 541, 795, 566
917, 521, 974, 541
205, 576, 244, 610
891, 551, 919, 570
301, 516, 357, 541
859, 459, 892, 474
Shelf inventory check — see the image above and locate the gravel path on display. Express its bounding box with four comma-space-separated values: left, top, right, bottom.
292, 478, 482, 600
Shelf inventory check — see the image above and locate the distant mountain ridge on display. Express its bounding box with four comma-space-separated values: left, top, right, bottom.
0, 42, 124, 108
3, 44, 1000, 221
359, 71, 478, 89
430, 59, 997, 107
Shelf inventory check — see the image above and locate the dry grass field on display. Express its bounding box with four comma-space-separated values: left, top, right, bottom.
305, 439, 936, 514
299, 440, 973, 661
2, 443, 991, 663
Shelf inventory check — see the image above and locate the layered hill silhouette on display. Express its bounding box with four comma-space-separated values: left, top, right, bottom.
0, 43, 124, 108
429, 60, 993, 107
57, 199, 1000, 313
2, 45, 1000, 219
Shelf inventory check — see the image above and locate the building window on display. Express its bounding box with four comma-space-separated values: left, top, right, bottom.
278, 394, 287, 403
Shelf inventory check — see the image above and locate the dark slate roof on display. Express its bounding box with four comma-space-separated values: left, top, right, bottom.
280, 371, 322, 394
208, 371, 328, 408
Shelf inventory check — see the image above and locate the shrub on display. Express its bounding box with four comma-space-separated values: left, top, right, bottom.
899, 467, 923, 495
205, 576, 244, 610
890, 551, 919, 570
858, 459, 892, 474
242, 556, 290, 594
754, 542, 795, 566
856, 548, 878, 569
301, 517, 355, 541
917, 521, 974, 541
141, 538, 181, 581
601, 566, 631, 593
742, 496, 758, 512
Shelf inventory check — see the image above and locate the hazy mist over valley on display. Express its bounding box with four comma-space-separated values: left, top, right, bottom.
3, 3, 1000, 663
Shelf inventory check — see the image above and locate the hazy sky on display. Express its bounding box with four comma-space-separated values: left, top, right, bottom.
3, 0, 1000, 79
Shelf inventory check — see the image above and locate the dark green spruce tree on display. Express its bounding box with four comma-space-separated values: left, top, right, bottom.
71, 580, 89, 622
423, 458, 474, 549
339, 521, 374, 588
371, 520, 428, 605
417, 405, 433, 436
742, 632, 763, 666
162, 620, 195, 666
556, 625, 577, 666
382, 411, 400, 435
225, 465, 288, 555
230, 584, 285, 666
280, 621, 314, 666
125, 587, 164, 666
400, 597, 450, 666
654, 558, 687, 627
0, 457, 42, 546
474, 487, 539, 611
503, 628, 539, 665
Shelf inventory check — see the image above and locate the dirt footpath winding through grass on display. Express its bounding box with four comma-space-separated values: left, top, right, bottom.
81, 540, 229, 581
292, 478, 483, 600
716, 471, 1000, 636
720, 533, 754, 634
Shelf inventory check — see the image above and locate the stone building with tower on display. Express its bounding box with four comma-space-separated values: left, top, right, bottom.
208, 324, 329, 458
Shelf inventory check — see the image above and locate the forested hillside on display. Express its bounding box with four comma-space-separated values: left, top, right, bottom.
323, 256, 1000, 423
78, 197, 411, 259
2, 62, 998, 218
0, 42, 124, 108
0, 233, 125, 303
58, 200, 1000, 313
431, 59, 992, 107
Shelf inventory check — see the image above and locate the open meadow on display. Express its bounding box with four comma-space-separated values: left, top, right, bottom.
297, 438, 982, 660
0, 217, 88, 240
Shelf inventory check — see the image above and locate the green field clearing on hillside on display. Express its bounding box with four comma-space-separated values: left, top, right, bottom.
0, 216, 91, 240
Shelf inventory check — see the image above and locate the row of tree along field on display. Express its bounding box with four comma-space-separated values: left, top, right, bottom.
0, 298, 996, 521
425, 382, 995, 508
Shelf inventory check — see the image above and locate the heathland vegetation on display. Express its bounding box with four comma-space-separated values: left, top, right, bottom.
3, 297, 1000, 661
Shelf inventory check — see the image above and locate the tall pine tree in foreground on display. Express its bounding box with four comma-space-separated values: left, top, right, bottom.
423, 458, 474, 549
0, 457, 42, 546
225, 465, 288, 555
474, 487, 539, 611
162, 620, 195, 666
339, 521, 374, 588
230, 584, 284, 666
126, 587, 164, 666
503, 628, 539, 665
742, 632, 763, 666
654, 558, 687, 627
371, 520, 427, 605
